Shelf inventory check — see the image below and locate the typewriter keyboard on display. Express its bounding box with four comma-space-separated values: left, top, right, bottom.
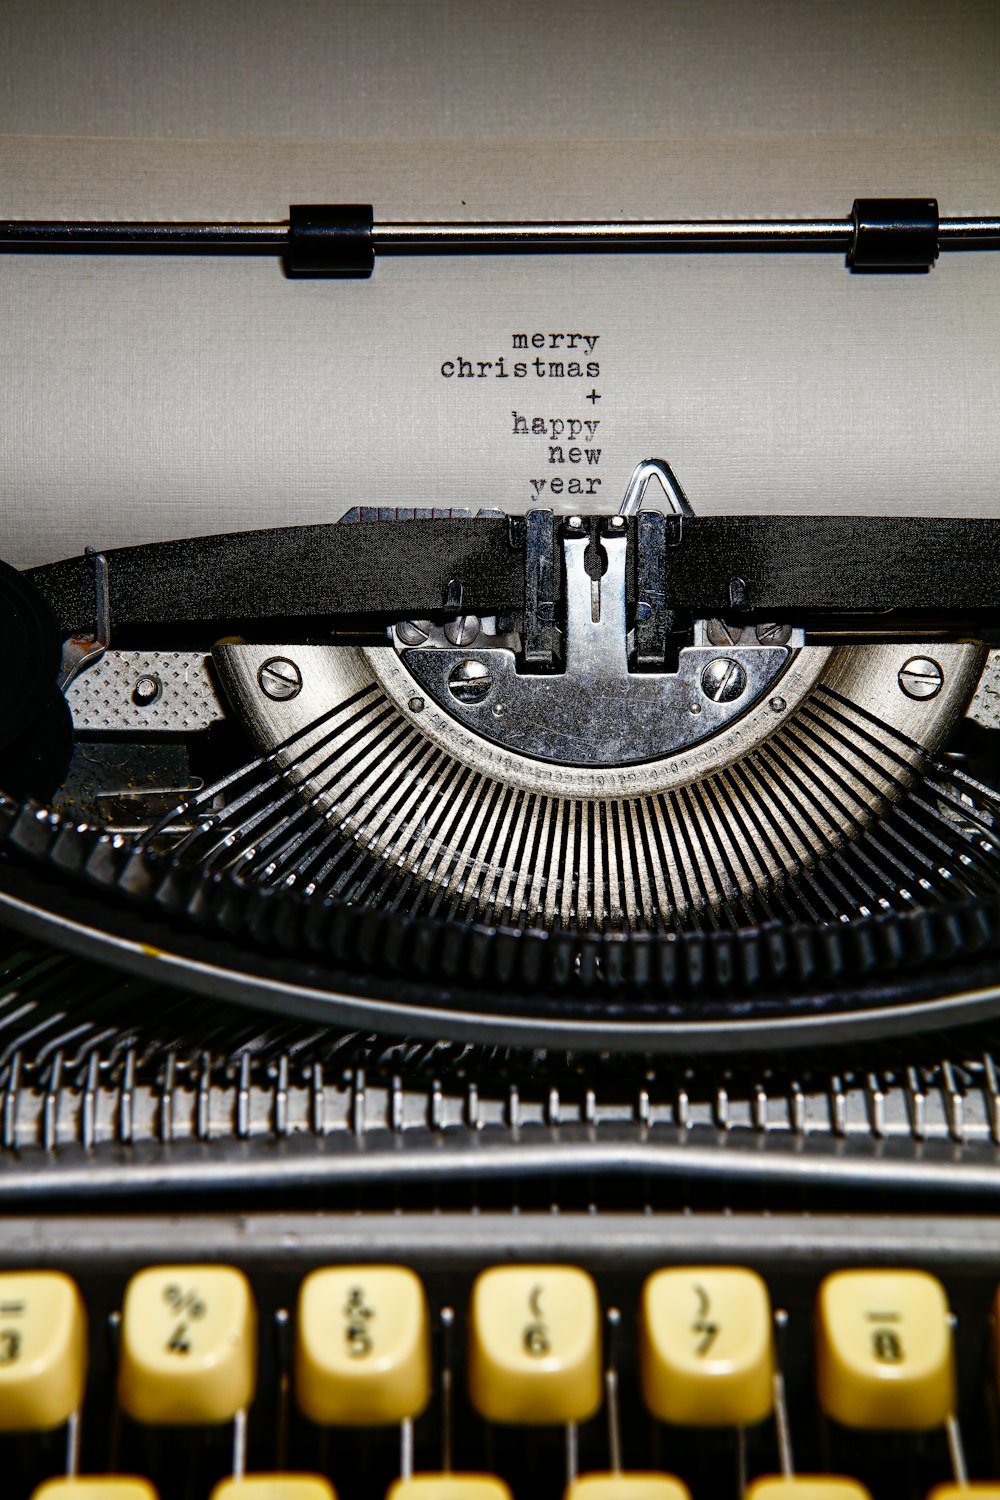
1, 1212, 1000, 1500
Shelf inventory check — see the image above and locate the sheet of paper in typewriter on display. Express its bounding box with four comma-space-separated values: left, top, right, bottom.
1, 0, 998, 566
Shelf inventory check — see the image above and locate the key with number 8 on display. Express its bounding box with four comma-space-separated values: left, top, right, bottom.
815, 1269, 955, 1430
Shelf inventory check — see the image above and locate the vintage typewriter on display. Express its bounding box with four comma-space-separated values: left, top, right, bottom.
1, 201, 1000, 1500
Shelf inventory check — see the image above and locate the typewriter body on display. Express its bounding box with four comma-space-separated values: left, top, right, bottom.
3, 5, 1000, 1497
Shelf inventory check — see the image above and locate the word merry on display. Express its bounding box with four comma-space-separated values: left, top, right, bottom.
511, 333, 600, 353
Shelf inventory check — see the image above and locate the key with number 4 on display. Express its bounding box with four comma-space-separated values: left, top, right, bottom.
118, 1265, 257, 1425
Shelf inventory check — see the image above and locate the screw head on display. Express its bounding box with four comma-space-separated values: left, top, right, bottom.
756, 622, 792, 646
407, 695, 425, 713
448, 658, 494, 705
701, 656, 748, 704
397, 619, 431, 646
444, 614, 481, 647
898, 657, 943, 700
257, 656, 302, 701
132, 674, 162, 706
770, 696, 787, 714
566, 515, 585, 530
706, 619, 745, 647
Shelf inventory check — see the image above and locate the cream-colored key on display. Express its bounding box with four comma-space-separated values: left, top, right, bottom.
640, 1267, 773, 1427
744, 1481, 872, 1499
387, 1478, 511, 1500
118, 1265, 256, 1424
565, 1473, 691, 1498
30, 1481, 159, 1500
0, 1271, 87, 1431
926, 1488, 1000, 1498
468, 1265, 602, 1425
296, 1266, 429, 1425
816, 1270, 954, 1430
211, 1477, 337, 1500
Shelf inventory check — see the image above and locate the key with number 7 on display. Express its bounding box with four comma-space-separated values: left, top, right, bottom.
640, 1267, 774, 1427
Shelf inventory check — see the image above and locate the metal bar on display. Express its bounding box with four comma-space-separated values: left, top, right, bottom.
2, 214, 997, 253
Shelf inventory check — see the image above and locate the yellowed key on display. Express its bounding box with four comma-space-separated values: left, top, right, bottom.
387, 1478, 511, 1500
744, 1481, 872, 1499
468, 1265, 602, 1425
296, 1266, 429, 1425
0, 1271, 87, 1430
565, 1473, 691, 1498
211, 1477, 337, 1500
118, 1265, 256, 1424
30, 1481, 159, 1500
640, 1267, 773, 1427
926, 1488, 1000, 1498
816, 1270, 954, 1430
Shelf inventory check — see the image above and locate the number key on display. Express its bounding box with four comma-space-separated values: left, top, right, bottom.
815, 1269, 954, 1430
0, 1271, 87, 1431
468, 1265, 601, 1425
296, 1266, 429, 1425
118, 1265, 256, 1425
744, 1480, 872, 1499
640, 1267, 773, 1427
30, 1482, 159, 1500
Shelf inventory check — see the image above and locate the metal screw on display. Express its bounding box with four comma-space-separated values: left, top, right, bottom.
770, 696, 787, 713
448, 659, 494, 705
898, 657, 944, 700
257, 656, 302, 701
397, 620, 430, 646
132, 674, 161, 706
701, 657, 748, 704
566, 515, 585, 530
491, 702, 507, 719
609, 516, 626, 529
444, 614, 481, 647
756, 622, 792, 646
407, 695, 425, 713
706, 619, 745, 646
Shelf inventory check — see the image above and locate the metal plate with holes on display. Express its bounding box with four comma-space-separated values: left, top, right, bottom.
65, 650, 224, 733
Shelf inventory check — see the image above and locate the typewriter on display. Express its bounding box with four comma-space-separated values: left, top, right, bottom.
2, 197, 1000, 1500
